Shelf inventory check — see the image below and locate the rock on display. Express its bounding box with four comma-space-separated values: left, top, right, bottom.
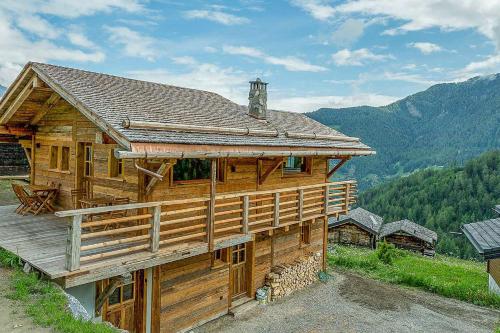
64, 292, 92, 321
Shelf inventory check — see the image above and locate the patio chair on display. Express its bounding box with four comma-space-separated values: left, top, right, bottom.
12, 184, 43, 215
71, 189, 88, 209
11, 183, 28, 214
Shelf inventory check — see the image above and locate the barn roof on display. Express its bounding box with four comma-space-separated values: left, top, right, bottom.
379, 219, 437, 244
0, 62, 374, 158
462, 218, 500, 260
329, 207, 383, 234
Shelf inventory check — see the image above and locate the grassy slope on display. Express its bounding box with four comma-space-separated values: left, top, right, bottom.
0, 233, 116, 332
328, 245, 500, 309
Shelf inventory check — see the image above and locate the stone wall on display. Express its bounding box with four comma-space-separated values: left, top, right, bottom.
265, 252, 321, 301
329, 223, 374, 248
0, 143, 29, 176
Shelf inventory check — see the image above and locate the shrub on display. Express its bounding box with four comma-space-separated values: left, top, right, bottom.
375, 241, 398, 265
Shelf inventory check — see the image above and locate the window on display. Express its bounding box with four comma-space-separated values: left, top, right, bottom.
84, 144, 93, 177
61, 147, 70, 171
49, 146, 59, 169
49, 145, 70, 171
107, 273, 135, 308
212, 248, 229, 267
301, 224, 311, 245
173, 158, 226, 183
108, 150, 124, 178
283, 157, 312, 175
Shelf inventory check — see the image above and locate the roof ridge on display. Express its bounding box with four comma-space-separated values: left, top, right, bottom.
30, 61, 233, 101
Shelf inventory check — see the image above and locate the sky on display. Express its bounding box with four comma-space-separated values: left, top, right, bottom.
1, 0, 500, 112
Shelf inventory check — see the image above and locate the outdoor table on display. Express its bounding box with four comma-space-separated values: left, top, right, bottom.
79, 197, 115, 208
28, 184, 58, 215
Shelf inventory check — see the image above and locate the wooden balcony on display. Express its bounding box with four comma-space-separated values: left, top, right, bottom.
0, 180, 356, 287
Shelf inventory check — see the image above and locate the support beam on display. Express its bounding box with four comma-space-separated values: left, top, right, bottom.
327, 157, 351, 179
65, 214, 82, 271
273, 192, 280, 227
242, 195, 249, 234
0, 75, 38, 125
207, 159, 217, 251
95, 273, 132, 316
135, 161, 165, 180
30, 93, 61, 125
150, 205, 161, 252
145, 160, 175, 195
22, 147, 32, 169
258, 157, 283, 185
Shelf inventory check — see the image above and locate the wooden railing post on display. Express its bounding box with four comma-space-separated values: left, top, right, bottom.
323, 184, 330, 216
242, 195, 249, 234
344, 183, 351, 213
66, 214, 82, 271
273, 192, 280, 227
207, 159, 217, 251
150, 205, 161, 252
298, 189, 304, 222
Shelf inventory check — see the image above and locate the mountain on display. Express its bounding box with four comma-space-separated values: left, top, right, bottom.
358, 150, 499, 259
307, 74, 500, 190
0, 85, 5, 97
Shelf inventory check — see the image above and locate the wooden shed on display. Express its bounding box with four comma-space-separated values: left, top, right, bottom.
462, 217, 500, 295
0, 62, 374, 333
379, 219, 437, 256
328, 207, 382, 249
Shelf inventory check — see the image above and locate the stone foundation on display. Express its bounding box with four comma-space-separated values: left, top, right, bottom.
265, 252, 322, 301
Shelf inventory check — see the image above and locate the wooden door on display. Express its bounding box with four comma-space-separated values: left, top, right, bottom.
76, 142, 92, 197
230, 244, 248, 300
101, 272, 142, 333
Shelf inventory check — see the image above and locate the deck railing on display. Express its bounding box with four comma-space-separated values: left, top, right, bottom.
56, 180, 356, 271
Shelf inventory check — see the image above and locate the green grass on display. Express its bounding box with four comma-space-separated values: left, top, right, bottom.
0, 248, 116, 333
328, 245, 500, 309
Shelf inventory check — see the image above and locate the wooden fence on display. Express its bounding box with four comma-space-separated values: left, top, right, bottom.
56, 180, 356, 271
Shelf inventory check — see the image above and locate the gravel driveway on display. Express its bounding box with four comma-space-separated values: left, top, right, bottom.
197, 270, 500, 333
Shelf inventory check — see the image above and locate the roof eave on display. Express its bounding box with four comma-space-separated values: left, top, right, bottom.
30, 65, 131, 150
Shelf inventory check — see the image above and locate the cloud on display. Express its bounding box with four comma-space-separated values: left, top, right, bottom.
0, 0, 144, 19
333, 0, 500, 49
184, 10, 250, 25
290, 0, 335, 21
128, 58, 248, 104
270, 93, 399, 112
408, 42, 443, 54
454, 54, 500, 79
223, 45, 328, 72
331, 48, 393, 66
331, 19, 365, 46
105, 26, 159, 61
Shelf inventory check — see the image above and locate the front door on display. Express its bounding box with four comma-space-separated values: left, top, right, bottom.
230, 243, 248, 300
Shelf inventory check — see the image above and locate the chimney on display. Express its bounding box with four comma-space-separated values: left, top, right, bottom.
248, 78, 268, 120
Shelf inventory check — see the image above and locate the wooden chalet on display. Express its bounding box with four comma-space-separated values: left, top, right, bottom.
0, 62, 374, 333
328, 207, 382, 249
462, 216, 500, 294
379, 219, 437, 256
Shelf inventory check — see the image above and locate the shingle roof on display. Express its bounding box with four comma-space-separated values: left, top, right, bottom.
329, 207, 383, 234
20, 62, 373, 151
494, 205, 500, 215
462, 218, 500, 259
379, 219, 437, 244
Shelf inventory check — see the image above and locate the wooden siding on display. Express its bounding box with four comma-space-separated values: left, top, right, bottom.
489, 258, 500, 285
383, 233, 432, 252
33, 100, 138, 208
156, 253, 229, 333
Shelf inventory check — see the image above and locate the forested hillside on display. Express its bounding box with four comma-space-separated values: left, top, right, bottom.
308, 74, 500, 190
358, 150, 499, 259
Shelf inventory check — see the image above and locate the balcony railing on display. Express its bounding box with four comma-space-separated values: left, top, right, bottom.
56, 180, 356, 271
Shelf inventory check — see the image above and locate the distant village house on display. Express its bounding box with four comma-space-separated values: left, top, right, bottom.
379, 219, 437, 256
328, 207, 382, 249
463, 215, 500, 295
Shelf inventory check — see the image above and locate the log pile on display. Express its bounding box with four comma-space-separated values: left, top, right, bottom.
265, 252, 322, 301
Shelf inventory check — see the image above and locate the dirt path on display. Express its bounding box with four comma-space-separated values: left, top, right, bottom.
0, 268, 52, 333
198, 270, 500, 333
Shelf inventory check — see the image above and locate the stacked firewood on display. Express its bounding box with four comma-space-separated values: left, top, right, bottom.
265, 252, 322, 301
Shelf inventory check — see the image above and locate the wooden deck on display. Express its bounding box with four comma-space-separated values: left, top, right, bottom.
0, 204, 250, 287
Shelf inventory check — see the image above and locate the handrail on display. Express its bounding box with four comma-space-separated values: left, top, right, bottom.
56, 180, 357, 217
61, 180, 357, 272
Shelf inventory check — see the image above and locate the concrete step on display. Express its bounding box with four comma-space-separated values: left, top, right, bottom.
229, 298, 258, 318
